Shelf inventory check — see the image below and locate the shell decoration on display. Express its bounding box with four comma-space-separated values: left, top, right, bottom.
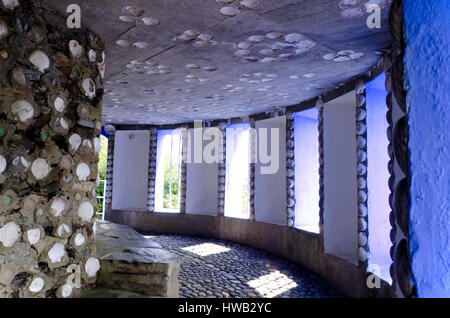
11, 100, 34, 123
31, 158, 50, 180
29, 50, 50, 73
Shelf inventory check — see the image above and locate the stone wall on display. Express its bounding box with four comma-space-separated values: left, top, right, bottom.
0, 0, 104, 297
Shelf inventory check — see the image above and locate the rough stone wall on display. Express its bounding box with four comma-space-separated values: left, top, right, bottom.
403, 0, 450, 298
0, 0, 104, 297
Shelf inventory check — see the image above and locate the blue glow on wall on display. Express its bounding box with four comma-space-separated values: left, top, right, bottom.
294, 108, 320, 233
366, 73, 392, 284
404, 0, 450, 298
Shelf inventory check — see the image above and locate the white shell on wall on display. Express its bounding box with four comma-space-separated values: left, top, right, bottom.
53, 96, 66, 113
76, 162, 90, 181
50, 197, 68, 217
11, 100, 34, 122
0, 222, 21, 247
240, 0, 259, 9
0, 155, 6, 174
48, 242, 65, 263
85, 257, 100, 277
29, 50, 50, 73
142, 17, 160, 26
57, 224, 71, 237
27, 228, 41, 245
88, 49, 97, 62
220, 5, 240, 16
78, 201, 94, 221
69, 133, 82, 151
31, 158, 50, 180
81, 78, 96, 98
29, 277, 44, 293
74, 233, 85, 246
2, 0, 19, 10
69, 40, 83, 59
60, 284, 72, 298
0, 19, 8, 39
93, 137, 101, 154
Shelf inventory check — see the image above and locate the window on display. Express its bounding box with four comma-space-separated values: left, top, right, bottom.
225, 123, 250, 219
366, 73, 391, 284
155, 129, 182, 213
294, 108, 320, 233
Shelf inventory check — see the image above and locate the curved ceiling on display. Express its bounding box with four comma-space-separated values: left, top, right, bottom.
43, 0, 391, 125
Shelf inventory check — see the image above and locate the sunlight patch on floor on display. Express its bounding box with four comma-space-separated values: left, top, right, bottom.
247, 271, 298, 298
181, 243, 231, 257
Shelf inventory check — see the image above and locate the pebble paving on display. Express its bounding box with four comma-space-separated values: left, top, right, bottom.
141, 233, 344, 298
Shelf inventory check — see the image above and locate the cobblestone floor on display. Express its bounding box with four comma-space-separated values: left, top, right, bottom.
141, 233, 344, 298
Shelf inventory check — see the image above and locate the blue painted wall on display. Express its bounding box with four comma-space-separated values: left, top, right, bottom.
404, 0, 450, 298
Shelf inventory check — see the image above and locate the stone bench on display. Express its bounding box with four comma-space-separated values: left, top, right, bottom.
88, 221, 180, 298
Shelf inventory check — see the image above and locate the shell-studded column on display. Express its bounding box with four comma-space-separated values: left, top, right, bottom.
179, 125, 188, 214
104, 125, 115, 214
217, 122, 226, 216
147, 128, 157, 212
387, 0, 415, 298
286, 113, 295, 227
354, 80, 369, 265
248, 119, 256, 221
0, 1, 104, 297
316, 97, 325, 228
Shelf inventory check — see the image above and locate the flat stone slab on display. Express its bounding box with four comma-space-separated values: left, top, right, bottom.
93, 221, 180, 297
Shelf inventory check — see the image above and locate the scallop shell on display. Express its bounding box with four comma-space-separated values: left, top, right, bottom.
1, 0, 19, 10
238, 41, 251, 49
68, 40, 83, 59
142, 17, 160, 26
10, 67, 28, 86
29, 277, 44, 293
31, 158, 50, 180
11, 100, 34, 122
119, 16, 135, 24
72, 233, 85, 247
334, 56, 351, 62
202, 66, 217, 72
323, 53, 337, 60
76, 162, 91, 181
133, 41, 149, 49
57, 223, 71, 238
350, 52, 364, 60
50, 197, 68, 217
261, 57, 277, 63
48, 242, 65, 263
0, 19, 8, 39
197, 33, 213, 41
240, 0, 259, 9
126, 6, 145, 17
26, 228, 41, 245
0, 222, 21, 248
192, 40, 208, 48
186, 64, 200, 69
69, 134, 82, 151
0, 155, 6, 174
78, 201, 94, 221
85, 257, 100, 277
116, 40, 131, 47
285, 33, 304, 43
220, 5, 240, 16
259, 48, 273, 55
29, 50, 49, 72
88, 49, 97, 62
265, 32, 282, 40
235, 49, 251, 57
247, 35, 265, 43
81, 78, 96, 98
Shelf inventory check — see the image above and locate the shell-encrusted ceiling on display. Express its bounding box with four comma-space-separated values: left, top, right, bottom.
43, 0, 391, 125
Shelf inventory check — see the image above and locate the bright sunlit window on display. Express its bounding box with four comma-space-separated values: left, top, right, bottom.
225, 123, 250, 219
155, 129, 182, 213
294, 108, 320, 233
366, 73, 392, 284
